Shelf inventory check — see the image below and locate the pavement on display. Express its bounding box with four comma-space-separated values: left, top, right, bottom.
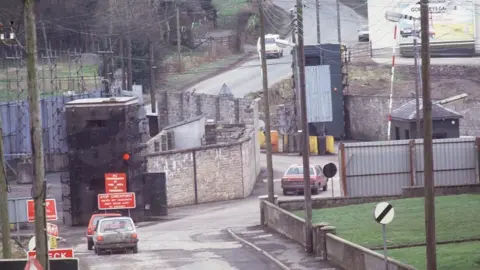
33, 153, 341, 270
228, 226, 339, 270
189, 0, 367, 97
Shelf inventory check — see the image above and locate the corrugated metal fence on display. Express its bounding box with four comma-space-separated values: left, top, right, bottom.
339, 137, 479, 196
1, 91, 100, 159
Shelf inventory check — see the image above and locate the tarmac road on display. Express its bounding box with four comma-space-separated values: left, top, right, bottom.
58, 153, 341, 270
190, 0, 366, 97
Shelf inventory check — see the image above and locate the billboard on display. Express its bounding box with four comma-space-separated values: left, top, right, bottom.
397, 0, 475, 55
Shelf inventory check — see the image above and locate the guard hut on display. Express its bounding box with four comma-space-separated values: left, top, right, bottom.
390, 99, 463, 140
64, 96, 148, 225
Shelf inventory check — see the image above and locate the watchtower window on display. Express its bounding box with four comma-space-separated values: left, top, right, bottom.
86, 120, 107, 128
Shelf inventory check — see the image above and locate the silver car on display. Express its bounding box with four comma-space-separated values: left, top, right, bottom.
93, 216, 139, 255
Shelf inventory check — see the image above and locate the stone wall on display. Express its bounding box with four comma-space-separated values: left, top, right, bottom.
146, 98, 260, 207
346, 94, 480, 140
146, 133, 259, 207
157, 91, 255, 131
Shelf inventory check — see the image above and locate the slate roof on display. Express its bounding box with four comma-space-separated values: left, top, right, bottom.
391, 98, 463, 121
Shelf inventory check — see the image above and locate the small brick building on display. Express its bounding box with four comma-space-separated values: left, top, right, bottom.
390, 98, 463, 140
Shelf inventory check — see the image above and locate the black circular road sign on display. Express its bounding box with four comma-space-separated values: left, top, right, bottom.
323, 163, 337, 178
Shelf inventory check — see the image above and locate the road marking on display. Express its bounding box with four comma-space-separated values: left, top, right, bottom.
262, 179, 281, 183
239, 230, 265, 235
253, 234, 273, 239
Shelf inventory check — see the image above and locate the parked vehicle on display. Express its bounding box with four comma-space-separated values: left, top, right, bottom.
281, 164, 327, 195
86, 212, 122, 250
257, 34, 284, 58
357, 25, 369, 42
93, 216, 139, 255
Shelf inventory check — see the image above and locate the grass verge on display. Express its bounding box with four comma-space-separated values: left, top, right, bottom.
213, 0, 247, 16
295, 194, 480, 248
387, 241, 480, 270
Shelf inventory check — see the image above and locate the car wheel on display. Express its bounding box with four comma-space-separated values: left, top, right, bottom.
282, 189, 288, 195
87, 240, 93, 251
322, 184, 328, 191
312, 186, 319, 195
133, 245, 138, 254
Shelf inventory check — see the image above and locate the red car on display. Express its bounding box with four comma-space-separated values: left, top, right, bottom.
86, 212, 122, 250
281, 164, 327, 195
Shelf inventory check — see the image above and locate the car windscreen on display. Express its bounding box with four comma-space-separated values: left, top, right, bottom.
99, 219, 134, 233
286, 167, 314, 176
91, 216, 105, 228
265, 38, 276, 44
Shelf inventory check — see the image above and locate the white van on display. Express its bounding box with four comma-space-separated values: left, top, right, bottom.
257, 34, 283, 59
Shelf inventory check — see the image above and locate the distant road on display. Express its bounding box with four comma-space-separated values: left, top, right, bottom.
191, 0, 367, 97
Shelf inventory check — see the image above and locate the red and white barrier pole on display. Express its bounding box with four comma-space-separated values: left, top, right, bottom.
386, 24, 397, 140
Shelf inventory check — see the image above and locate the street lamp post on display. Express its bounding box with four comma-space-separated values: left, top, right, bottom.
384, 11, 421, 138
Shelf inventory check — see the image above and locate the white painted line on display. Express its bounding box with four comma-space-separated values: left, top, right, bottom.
239, 230, 265, 235
253, 234, 273, 239
262, 179, 281, 183
227, 228, 291, 270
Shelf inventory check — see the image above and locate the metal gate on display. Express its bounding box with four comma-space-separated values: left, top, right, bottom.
143, 172, 167, 216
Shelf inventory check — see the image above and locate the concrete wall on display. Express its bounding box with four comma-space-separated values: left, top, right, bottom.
166, 116, 206, 150
278, 195, 403, 212
260, 200, 306, 246
326, 233, 414, 270
259, 200, 415, 269
277, 184, 480, 211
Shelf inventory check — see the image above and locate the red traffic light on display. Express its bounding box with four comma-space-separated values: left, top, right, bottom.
122, 153, 130, 161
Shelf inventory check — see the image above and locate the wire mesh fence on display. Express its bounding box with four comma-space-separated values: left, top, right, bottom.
0, 45, 101, 166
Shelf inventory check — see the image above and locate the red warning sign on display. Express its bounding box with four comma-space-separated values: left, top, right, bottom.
105, 173, 127, 193
98, 192, 136, 210
27, 199, 58, 223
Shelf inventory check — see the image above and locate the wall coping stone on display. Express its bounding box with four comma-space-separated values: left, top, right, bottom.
262, 200, 306, 223
326, 234, 415, 269
144, 134, 252, 157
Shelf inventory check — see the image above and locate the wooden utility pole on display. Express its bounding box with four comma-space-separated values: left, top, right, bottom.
176, 3, 182, 72
24, 0, 49, 268
296, 0, 313, 254
259, 0, 274, 203
420, 0, 437, 268
120, 34, 126, 90
0, 120, 12, 259
315, 0, 321, 43
126, 34, 133, 90
335, 0, 342, 44
108, 0, 114, 77
149, 40, 156, 113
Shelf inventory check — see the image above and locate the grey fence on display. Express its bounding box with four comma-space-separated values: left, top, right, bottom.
339, 137, 479, 197
1, 91, 100, 160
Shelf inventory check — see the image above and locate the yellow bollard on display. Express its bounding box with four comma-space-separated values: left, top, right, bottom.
309, 136, 318, 154
259, 131, 265, 149
326, 135, 335, 154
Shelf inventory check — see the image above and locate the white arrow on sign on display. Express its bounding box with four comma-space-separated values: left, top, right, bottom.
373, 202, 395, 225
